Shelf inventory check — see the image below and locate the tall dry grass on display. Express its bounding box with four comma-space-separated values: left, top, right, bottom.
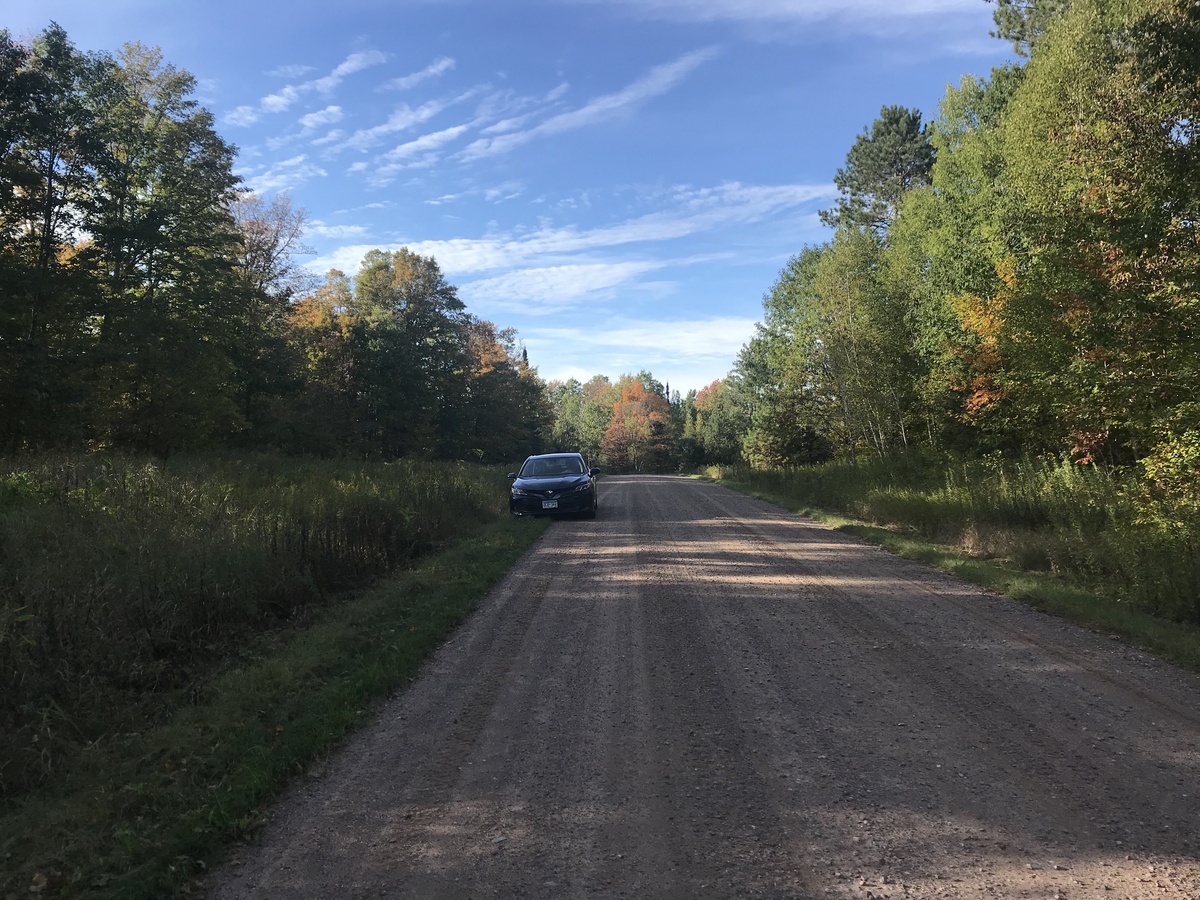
0, 452, 510, 796
709, 452, 1200, 625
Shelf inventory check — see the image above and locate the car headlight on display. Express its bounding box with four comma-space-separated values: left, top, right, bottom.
571, 482, 591, 492
511, 487, 530, 497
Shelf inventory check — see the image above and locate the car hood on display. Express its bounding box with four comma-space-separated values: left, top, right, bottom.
512, 474, 591, 492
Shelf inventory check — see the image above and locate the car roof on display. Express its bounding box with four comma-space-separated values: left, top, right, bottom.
524, 452, 583, 459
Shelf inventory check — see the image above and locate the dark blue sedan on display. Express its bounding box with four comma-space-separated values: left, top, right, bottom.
508, 453, 599, 519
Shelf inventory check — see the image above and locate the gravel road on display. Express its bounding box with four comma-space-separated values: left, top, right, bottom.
208, 475, 1200, 899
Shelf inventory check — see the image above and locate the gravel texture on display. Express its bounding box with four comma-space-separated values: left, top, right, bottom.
207, 475, 1200, 899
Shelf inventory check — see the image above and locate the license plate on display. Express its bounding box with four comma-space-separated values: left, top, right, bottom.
542, 500, 558, 509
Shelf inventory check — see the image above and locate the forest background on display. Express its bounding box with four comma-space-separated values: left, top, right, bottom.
3, 0, 1197, 478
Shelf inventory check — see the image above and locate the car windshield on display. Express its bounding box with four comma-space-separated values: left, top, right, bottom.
520, 457, 585, 477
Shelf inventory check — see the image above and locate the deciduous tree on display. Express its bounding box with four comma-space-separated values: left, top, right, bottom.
602, 378, 673, 472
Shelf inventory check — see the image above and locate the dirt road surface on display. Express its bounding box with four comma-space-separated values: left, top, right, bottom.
208, 475, 1200, 899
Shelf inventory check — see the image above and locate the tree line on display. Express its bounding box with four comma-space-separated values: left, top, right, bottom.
662, 0, 1199, 502
9, 1, 1197, 489
0, 25, 550, 461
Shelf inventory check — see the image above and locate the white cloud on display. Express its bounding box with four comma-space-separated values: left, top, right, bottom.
357, 124, 473, 185
420, 181, 527, 206
268, 64, 316, 79
383, 125, 470, 161
226, 105, 261, 127
239, 155, 327, 194
524, 317, 759, 389
460, 48, 718, 160
572, 0, 978, 24
299, 106, 344, 132
381, 56, 455, 91
262, 85, 302, 113
480, 113, 535, 136
310, 50, 390, 94
309, 180, 832, 275
532, 317, 757, 357
224, 50, 387, 126
426, 193, 467, 206
484, 181, 524, 202
334, 95, 472, 153
472, 88, 543, 125
459, 262, 667, 311
311, 129, 345, 146
307, 222, 371, 239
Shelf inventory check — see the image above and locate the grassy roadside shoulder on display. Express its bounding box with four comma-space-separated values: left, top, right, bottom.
703, 474, 1200, 675
0, 515, 551, 900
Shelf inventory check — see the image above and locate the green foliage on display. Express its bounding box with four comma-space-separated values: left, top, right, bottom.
1135, 429, 1200, 530
988, 0, 1070, 56
709, 450, 1200, 624
734, 0, 1199, 475
819, 105, 935, 233
991, 0, 1200, 463
0, 25, 553, 463
0, 452, 511, 798
0, 512, 548, 900
691, 377, 751, 465
545, 374, 617, 462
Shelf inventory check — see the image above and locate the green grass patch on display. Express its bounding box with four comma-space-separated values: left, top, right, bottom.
0, 514, 551, 899
705, 470, 1200, 675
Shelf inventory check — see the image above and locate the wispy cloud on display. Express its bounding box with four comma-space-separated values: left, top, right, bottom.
311, 180, 832, 275
459, 262, 668, 311
362, 125, 473, 185
224, 50, 387, 127
306, 222, 371, 239
425, 192, 468, 206
381, 56, 455, 91
333, 94, 474, 153
383, 125, 471, 161
484, 181, 525, 202
267, 64, 316, 79
480, 113, 536, 136
308, 50, 389, 94
530, 317, 758, 357
299, 106, 344, 132
311, 129, 345, 146
423, 181, 527, 206
460, 48, 718, 160
523, 316, 760, 388
226, 106, 262, 127
572, 0, 979, 24
239, 155, 327, 194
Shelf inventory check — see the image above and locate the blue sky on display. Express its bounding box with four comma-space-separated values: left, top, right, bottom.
10, 0, 1012, 394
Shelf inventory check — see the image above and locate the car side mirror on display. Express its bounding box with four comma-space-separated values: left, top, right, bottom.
507, 472, 517, 479
590, 467, 600, 477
